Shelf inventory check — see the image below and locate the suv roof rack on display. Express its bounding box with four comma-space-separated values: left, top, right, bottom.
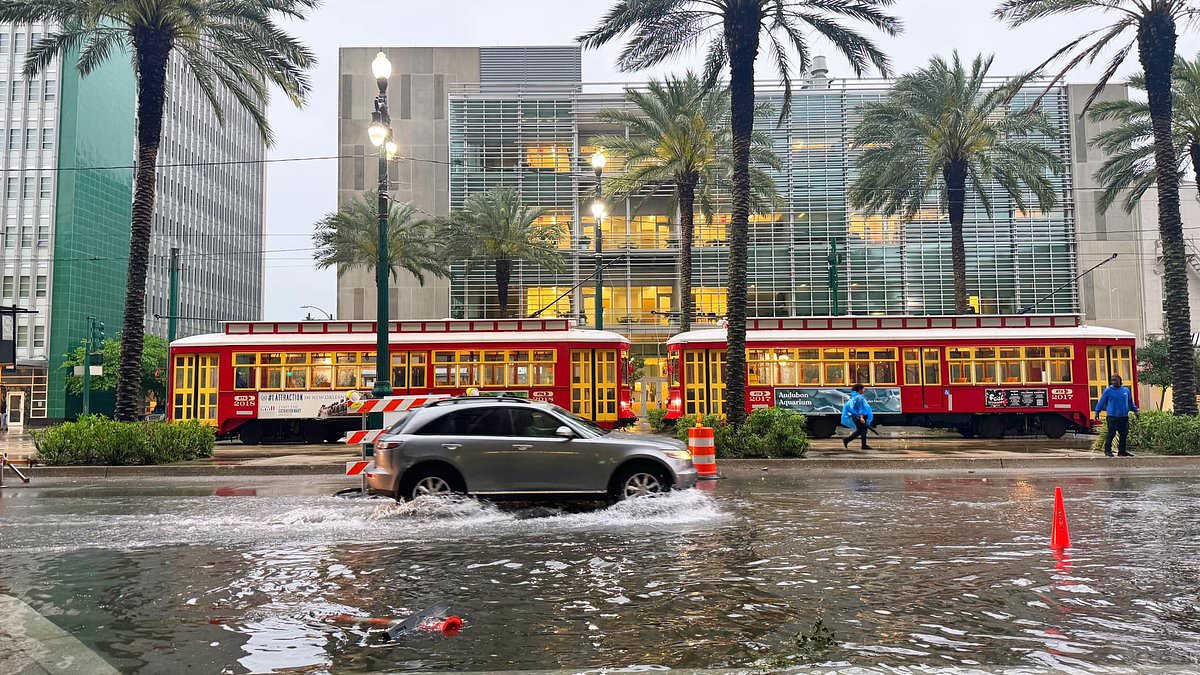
426, 395, 534, 407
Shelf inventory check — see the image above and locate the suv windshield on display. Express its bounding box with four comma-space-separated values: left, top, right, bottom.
551, 406, 608, 438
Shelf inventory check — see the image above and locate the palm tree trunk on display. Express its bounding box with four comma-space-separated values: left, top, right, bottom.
1139, 10, 1197, 416
1190, 142, 1200, 204
496, 258, 512, 319
722, 1, 760, 428
943, 160, 969, 315
115, 30, 171, 421
678, 175, 698, 333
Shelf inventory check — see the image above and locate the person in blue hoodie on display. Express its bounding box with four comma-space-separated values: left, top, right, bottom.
841, 383, 875, 450
1094, 375, 1138, 457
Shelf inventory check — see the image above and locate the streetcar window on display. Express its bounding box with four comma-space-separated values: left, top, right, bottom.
234, 353, 255, 365
285, 368, 308, 389
311, 353, 333, 365
667, 352, 680, 388
903, 349, 920, 384
285, 352, 306, 365
263, 367, 283, 389
923, 349, 941, 385
873, 361, 897, 385
335, 367, 358, 388
261, 352, 283, 365
336, 352, 357, 364
234, 367, 255, 389
799, 363, 820, 384
510, 363, 530, 386
311, 366, 332, 389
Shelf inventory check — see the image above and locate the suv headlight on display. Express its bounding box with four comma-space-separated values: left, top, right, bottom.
664, 450, 691, 461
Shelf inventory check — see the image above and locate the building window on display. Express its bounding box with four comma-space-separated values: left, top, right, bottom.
5, 177, 17, 198
11, 80, 21, 102
37, 222, 48, 245
41, 128, 53, 150
1, 275, 12, 297
2, 226, 13, 247
22, 176, 33, 199
39, 176, 51, 198
14, 33, 24, 53
17, 275, 29, 298
7, 128, 19, 150
19, 224, 31, 247
35, 275, 46, 297
24, 128, 35, 150
43, 79, 55, 101
32, 324, 44, 349
16, 324, 28, 349
0, 35, 8, 52
27, 78, 38, 101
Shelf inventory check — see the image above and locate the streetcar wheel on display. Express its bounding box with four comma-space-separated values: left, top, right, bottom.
1042, 414, 1068, 440
976, 416, 1005, 440
238, 422, 263, 445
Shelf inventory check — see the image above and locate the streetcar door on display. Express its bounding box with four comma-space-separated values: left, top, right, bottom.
906, 347, 946, 411
172, 353, 218, 424
570, 349, 618, 424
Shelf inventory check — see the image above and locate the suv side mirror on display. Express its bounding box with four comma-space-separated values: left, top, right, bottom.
555, 425, 575, 439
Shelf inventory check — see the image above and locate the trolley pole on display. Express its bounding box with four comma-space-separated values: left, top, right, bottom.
590, 151, 607, 331
168, 247, 180, 345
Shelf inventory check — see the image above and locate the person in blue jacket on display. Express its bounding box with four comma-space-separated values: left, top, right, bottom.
1094, 375, 1138, 457
841, 383, 875, 450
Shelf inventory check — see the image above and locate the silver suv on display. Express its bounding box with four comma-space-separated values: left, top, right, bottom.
367, 397, 697, 502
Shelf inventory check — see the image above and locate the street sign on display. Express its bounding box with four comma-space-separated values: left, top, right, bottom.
73, 365, 103, 376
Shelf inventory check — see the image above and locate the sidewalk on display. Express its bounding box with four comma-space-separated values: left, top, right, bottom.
8, 431, 1194, 480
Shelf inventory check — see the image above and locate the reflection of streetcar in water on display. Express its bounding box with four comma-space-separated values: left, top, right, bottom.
168, 319, 636, 443
664, 314, 1136, 440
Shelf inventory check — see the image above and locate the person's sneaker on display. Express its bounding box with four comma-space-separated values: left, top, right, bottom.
862, 445, 874, 450
1118, 451, 1133, 457
1105, 452, 1114, 457
842, 437, 850, 449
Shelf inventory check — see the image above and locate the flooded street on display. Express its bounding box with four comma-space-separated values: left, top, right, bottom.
1, 472, 1199, 673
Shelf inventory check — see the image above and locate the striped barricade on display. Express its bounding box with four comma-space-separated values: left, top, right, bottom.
687, 425, 718, 480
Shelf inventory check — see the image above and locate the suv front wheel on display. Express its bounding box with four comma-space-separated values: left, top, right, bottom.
609, 463, 671, 503
398, 465, 466, 502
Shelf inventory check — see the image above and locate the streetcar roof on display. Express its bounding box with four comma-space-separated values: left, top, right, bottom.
666, 324, 1136, 345
172, 328, 631, 348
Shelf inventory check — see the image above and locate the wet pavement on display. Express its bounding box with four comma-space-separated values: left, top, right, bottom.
1, 472, 1198, 673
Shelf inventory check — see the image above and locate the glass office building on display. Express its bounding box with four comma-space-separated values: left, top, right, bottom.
447, 78, 1077, 352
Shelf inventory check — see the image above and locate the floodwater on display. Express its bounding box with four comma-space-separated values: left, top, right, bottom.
1, 473, 1199, 674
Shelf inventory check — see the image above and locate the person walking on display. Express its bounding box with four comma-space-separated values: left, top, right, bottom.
841, 383, 874, 450
1094, 375, 1138, 457
1, 393, 7, 433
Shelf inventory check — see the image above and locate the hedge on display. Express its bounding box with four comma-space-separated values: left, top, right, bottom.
1090, 410, 1200, 456
674, 407, 809, 459
32, 416, 217, 466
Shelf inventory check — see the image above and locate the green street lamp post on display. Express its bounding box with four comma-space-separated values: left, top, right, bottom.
368, 51, 398, 398
81, 317, 104, 416
590, 151, 607, 331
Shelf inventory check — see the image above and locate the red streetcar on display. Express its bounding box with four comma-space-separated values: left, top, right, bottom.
169, 318, 636, 443
664, 314, 1136, 439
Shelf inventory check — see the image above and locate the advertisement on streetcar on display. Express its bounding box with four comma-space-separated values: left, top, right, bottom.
774, 387, 903, 415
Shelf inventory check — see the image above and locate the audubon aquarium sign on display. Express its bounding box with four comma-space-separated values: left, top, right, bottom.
775, 387, 902, 415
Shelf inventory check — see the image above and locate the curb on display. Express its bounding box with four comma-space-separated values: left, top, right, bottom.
14, 455, 1200, 479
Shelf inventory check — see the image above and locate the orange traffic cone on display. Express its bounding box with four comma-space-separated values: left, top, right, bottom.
1050, 486, 1070, 549
688, 425, 718, 480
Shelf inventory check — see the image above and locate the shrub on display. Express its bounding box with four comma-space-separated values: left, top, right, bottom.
645, 407, 671, 433
32, 416, 217, 466
674, 408, 808, 459
1090, 410, 1200, 455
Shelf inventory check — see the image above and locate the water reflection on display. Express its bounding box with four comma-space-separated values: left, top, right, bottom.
0, 475, 1198, 673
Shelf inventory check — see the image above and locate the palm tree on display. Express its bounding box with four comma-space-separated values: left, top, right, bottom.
439, 188, 566, 318
848, 53, 1064, 314
312, 192, 447, 286
590, 72, 782, 333
995, 0, 1197, 415
579, 0, 901, 426
0, 1, 319, 421
1089, 54, 1200, 212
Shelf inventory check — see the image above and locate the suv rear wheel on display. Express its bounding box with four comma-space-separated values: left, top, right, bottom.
398, 466, 465, 502
609, 463, 671, 502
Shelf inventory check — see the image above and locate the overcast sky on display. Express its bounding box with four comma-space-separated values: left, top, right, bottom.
260, 0, 1200, 321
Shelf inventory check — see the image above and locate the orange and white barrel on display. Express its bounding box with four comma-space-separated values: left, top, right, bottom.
688, 425, 718, 480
